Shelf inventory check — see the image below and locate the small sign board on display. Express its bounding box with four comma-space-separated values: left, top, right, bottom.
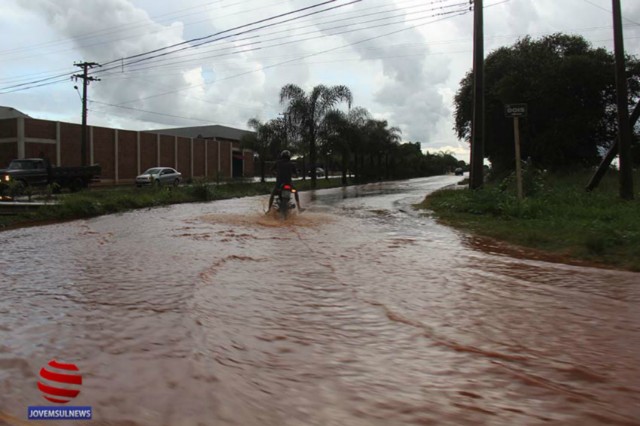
505, 103, 527, 118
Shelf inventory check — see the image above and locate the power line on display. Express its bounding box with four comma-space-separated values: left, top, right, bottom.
0, 0, 432, 62
93, 2, 468, 77
581, 0, 640, 26
0, 0, 458, 90
95, 0, 458, 74
96, 24, 631, 78
95, 0, 362, 75
0, 0, 359, 93
5, 20, 637, 94
0, 0, 262, 59
99, 0, 354, 67
0, 76, 73, 94
89, 8, 471, 128
110, 9, 471, 107
89, 100, 217, 124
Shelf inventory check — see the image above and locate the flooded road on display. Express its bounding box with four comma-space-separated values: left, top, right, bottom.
1, 176, 639, 425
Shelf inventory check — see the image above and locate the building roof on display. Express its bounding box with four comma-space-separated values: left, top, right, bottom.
149, 124, 254, 141
0, 106, 30, 119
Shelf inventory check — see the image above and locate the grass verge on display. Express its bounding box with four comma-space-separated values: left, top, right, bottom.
417, 169, 640, 271
0, 178, 347, 231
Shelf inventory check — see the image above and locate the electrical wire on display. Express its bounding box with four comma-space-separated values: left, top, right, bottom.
0, 0, 460, 92
88, 100, 218, 123
99, 0, 353, 67
108, 8, 471, 107
0, 0, 361, 92
581, 0, 640, 26
95, 0, 363, 74
92, 2, 468, 77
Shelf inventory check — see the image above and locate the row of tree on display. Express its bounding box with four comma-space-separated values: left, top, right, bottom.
454, 33, 640, 177
243, 84, 463, 186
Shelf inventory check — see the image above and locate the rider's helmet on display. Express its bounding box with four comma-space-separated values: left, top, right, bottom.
280, 150, 291, 160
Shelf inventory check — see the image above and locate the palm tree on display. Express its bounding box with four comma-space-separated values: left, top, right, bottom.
321, 106, 372, 184
244, 118, 270, 182
345, 107, 371, 182
280, 84, 353, 188
245, 118, 285, 182
382, 123, 402, 179
321, 110, 349, 185
362, 119, 402, 180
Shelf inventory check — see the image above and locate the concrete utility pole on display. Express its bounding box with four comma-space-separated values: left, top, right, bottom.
611, 0, 634, 200
586, 103, 639, 192
470, 0, 485, 190
73, 62, 100, 166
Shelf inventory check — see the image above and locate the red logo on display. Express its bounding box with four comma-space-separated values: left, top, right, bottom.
37, 360, 83, 404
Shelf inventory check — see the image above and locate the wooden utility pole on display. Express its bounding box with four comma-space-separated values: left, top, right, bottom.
586, 102, 639, 191
73, 62, 100, 166
611, 0, 634, 199
505, 103, 527, 199
470, 0, 485, 189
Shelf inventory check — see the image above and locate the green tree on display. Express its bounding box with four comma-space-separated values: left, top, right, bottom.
280, 84, 353, 188
244, 118, 288, 182
321, 106, 372, 184
361, 119, 401, 180
454, 34, 640, 176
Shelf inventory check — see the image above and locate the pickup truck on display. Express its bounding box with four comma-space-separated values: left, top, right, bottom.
0, 158, 101, 192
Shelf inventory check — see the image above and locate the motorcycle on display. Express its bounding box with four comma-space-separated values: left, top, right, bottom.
274, 183, 297, 220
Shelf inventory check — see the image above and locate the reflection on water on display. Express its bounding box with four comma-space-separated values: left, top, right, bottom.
1, 176, 639, 425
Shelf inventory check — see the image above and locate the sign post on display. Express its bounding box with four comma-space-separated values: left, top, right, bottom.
505, 104, 527, 200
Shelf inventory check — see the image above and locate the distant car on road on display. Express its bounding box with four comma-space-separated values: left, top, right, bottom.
454, 167, 464, 176
0, 158, 100, 193
136, 167, 182, 187
308, 167, 325, 178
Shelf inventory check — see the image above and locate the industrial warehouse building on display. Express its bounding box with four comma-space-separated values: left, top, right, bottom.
0, 107, 256, 185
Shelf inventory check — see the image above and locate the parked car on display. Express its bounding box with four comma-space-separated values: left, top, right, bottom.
0, 158, 101, 192
307, 167, 325, 178
454, 167, 464, 176
136, 167, 182, 187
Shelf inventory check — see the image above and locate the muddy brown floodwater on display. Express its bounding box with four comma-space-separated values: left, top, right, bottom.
1, 176, 639, 426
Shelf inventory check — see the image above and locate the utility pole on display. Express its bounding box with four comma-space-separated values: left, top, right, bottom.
611, 0, 634, 200
278, 112, 289, 149
470, 0, 485, 189
73, 62, 100, 166
586, 103, 639, 192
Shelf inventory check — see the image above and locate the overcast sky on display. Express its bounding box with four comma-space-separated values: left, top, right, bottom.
1, 0, 639, 160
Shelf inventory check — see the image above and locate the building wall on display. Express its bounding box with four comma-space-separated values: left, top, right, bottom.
25, 118, 56, 140
206, 139, 219, 179
0, 142, 17, 167
159, 134, 173, 167
118, 130, 137, 180
0, 119, 16, 139
243, 150, 254, 178
219, 140, 231, 179
92, 126, 115, 183
25, 142, 56, 161
177, 137, 190, 178
139, 133, 156, 173
0, 118, 254, 183
193, 139, 205, 178
60, 122, 82, 166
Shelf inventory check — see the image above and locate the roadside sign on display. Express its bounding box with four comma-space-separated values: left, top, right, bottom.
505, 103, 527, 200
505, 103, 527, 117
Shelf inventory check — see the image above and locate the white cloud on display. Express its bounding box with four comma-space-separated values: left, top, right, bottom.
1, 0, 639, 164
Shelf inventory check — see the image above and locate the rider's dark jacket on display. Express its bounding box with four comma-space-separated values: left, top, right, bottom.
273, 159, 296, 186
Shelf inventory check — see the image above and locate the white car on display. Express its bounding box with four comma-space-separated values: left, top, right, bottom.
308, 167, 325, 178
135, 167, 182, 187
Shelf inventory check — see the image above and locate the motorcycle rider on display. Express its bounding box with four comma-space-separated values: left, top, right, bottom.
267, 150, 303, 213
